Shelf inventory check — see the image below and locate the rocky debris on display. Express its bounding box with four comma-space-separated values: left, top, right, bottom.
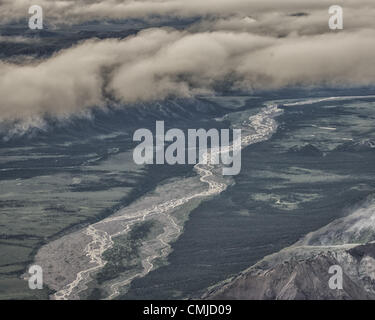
203, 199, 375, 300
204, 245, 375, 300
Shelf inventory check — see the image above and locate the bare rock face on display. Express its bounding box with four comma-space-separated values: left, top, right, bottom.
204, 199, 375, 300
204, 247, 375, 300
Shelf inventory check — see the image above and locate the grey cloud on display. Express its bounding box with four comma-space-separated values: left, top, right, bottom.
0, 1, 374, 123
0, 0, 371, 24
1, 28, 375, 122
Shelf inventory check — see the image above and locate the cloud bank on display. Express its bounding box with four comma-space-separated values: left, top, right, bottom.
0, 0, 375, 122
1, 0, 373, 26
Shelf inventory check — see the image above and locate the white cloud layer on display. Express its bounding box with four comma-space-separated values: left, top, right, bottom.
0, 0, 375, 121
1, 0, 373, 25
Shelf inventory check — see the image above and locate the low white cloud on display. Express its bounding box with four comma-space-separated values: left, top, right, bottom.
0, 0, 375, 122
0, 0, 372, 26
